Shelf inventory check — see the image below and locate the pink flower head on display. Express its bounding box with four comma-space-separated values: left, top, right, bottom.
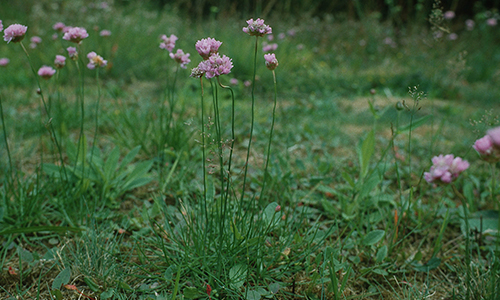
198, 53, 233, 79
159, 34, 178, 52
444, 11, 455, 20
53, 22, 66, 32
0, 58, 9, 67
169, 49, 191, 69
465, 19, 475, 31
487, 126, 500, 146
262, 42, 278, 53
244, 80, 251, 87
264, 53, 278, 70
243, 18, 272, 37
67, 46, 78, 60
278, 33, 286, 40
63, 27, 89, 43
424, 154, 469, 184
100, 29, 111, 37
87, 51, 107, 69
189, 66, 204, 78
0, 20, 3, 32
487, 18, 497, 27
267, 34, 274, 41
54, 55, 66, 69
195, 37, 222, 60
3, 24, 28, 43
30, 36, 42, 48
229, 78, 238, 85
447, 33, 458, 40
38, 65, 56, 79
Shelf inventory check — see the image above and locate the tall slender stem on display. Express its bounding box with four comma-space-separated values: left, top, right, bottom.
258, 69, 277, 202
0, 94, 14, 186
240, 36, 259, 204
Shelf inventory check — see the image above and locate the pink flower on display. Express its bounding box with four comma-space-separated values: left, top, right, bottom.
67, 46, 78, 60
100, 30, 111, 37
229, 78, 238, 85
487, 127, 500, 146
159, 34, 178, 52
3, 24, 28, 43
243, 18, 272, 37
195, 37, 222, 60
0, 58, 9, 67
63, 27, 88, 43
169, 49, 191, 69
53, 22, 65, 32
38, 66, 56, 79
189, 67, 204, 78
0, 20, 3, 32
54, 55, 66, 69
487, 18, 497, 27
30, 36, 42, 49
52, 33, 58, 40
447, 33, 458, 40
264, 53, 278, 70
287, 29, 296, 36
474, 127, 500, 162
278, 33, 286, 40
244, 80, 251, 87
262, 42, 278, 53
87, 51, 107, 69
443, 11, 455, 20
424, 154, 469, 184
267, 34, 274, 41
197, 53, 233, 79
465, 19, 475, 31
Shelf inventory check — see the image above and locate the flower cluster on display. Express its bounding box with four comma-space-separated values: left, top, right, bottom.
53, 22, 65, 32
262, 42, 278, 53
100, 30, 111, 37
54, 55, 66, 69
30, 36, 42, 48
63, 27, 88, 43
87, 51, 107, 69
0, 58, 9, 67
38, 66, 56, 79
243, 18, 272, 37
264, 53, 278, 70
3, 24, 27, 43
191, 37, 232, 79
424, 154, 469, 184
473, 126, 500, 162
67, 47, 78, 60
159, 34, 177, 52
169, 49, 191, 69
195, 37, 222, 60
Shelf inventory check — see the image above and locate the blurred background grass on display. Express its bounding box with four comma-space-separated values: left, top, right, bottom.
0, 0, 499, 103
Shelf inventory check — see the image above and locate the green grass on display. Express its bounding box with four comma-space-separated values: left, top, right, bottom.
1, 1, 500, 299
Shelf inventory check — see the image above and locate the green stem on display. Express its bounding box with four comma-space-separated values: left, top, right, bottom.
258, 69, 277, 202
20, 42, 68, 181
452, 183, 470, 300
240, 36, 259, 205
0, 94, 13, 182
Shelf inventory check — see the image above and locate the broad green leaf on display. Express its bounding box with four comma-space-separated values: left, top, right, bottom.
18, 248, 33, 263
341, 171, 356, 188
51, 289, 63, 300
362, 229, 385, 246
358, 130, 375, 178
263, 202, 280, 229
119, 146, 141, 171
246, 289, 261, 300
229, 264, 247, 289
104, 147, 121, 180
183, 286, 200, 299
52, 268, 71, 290
100, 289, 115, 299
376, 245, 387, 263
412, 257, 441, 272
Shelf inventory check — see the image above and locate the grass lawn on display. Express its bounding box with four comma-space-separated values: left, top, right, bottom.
1, 1, 500, 299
